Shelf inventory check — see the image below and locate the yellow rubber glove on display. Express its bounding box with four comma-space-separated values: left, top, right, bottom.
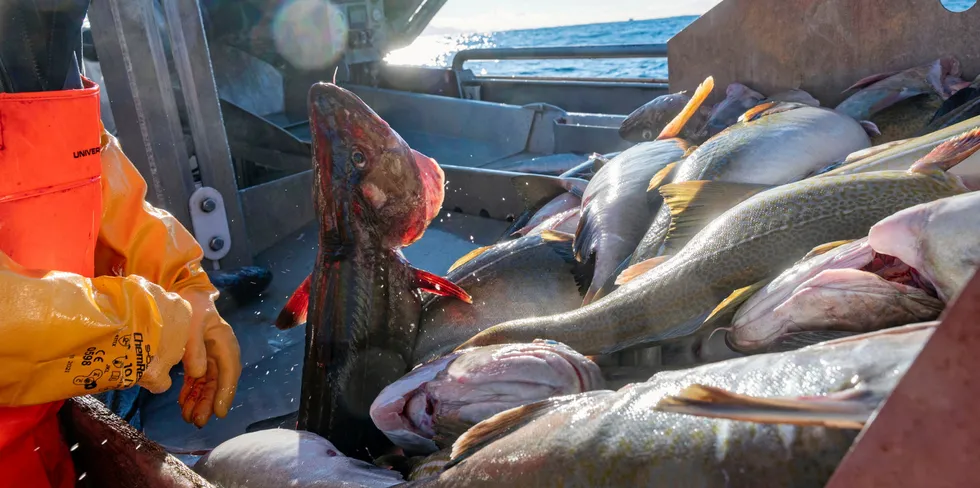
94, 129, 241, 426
176, 289, 241, 427
0, 252, 194, 405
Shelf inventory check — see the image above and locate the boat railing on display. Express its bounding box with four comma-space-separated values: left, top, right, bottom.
450, 43, 669, 76
448, 43, 670, 111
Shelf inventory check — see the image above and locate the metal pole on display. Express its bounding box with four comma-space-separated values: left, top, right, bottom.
88, 0, 195, 227
161, 0, 253, 267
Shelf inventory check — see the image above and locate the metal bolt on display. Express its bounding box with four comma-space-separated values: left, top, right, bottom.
200, 198, 217, 213
209, 237, 225, 252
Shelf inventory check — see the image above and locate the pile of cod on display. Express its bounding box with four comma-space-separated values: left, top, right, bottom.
195, 57, 980, 488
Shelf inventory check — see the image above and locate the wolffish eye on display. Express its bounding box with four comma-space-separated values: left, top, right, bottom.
351, 150, 366, 168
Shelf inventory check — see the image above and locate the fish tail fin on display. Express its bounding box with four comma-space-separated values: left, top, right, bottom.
542, 231, 595, 297
275, 274, 311, 330
658, 76, 714, 140
655, 384, 873, 429
910, 127, 980, 173
572, 210, 594, 263
414, 268, 473, 304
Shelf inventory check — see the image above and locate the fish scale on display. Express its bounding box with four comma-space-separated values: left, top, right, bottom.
408, 326, 931, 487
629, 104, 870, 268
458, 169, 967, 356
574, 138, 690, 302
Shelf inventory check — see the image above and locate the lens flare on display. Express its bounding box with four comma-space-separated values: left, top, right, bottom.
273, 0, 349, 70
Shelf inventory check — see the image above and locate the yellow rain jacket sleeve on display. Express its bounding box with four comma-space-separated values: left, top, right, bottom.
0, 130, 241, 425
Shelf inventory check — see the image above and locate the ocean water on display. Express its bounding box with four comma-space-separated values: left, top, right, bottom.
385, 0, 978, 80
384, 16, 696, 80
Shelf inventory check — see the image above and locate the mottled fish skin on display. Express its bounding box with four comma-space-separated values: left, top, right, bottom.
867, 93, 945, 145
630, 103, 871, 265
406, 326, 932, 488
575, 139, 690, 303
413, 233, 586, 365
460, 170, 967, 356
869, 191, 980, 303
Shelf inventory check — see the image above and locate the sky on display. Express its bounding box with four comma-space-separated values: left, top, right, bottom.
422, 0, 724, 34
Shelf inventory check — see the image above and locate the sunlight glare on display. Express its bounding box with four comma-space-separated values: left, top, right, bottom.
273, 0, 349, 70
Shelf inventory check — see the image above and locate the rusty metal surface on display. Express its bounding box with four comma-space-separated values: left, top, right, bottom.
824, 268, 980, 488
668, 0, 980, 107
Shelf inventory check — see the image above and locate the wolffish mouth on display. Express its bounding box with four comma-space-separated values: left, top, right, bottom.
860, 251, 937, 297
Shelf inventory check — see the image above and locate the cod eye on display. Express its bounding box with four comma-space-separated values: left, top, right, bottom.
351, 150, 366, 168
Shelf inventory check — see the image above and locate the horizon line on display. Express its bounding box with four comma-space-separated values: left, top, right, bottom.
422, 12, 703, 36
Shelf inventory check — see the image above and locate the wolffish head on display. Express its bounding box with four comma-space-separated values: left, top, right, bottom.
308, 83, 445, 248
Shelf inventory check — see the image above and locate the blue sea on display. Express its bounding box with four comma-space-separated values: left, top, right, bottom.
384, 16, 696, 80
385, 0, 978, 80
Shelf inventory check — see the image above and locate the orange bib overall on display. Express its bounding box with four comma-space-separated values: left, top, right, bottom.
0, 77, 102, 488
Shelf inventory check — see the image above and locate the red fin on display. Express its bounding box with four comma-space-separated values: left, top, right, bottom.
275, 275, 311, 330
415, 268, 473, 304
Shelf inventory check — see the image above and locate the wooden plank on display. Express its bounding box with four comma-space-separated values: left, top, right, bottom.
162, 0, 253, 267
88, 0, 195, 228
824, 268, 980, 488
668, 0, 980, 107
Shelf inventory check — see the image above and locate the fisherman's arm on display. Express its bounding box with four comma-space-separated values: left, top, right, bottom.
93, 130, 241, 427
0, 251, 194, 406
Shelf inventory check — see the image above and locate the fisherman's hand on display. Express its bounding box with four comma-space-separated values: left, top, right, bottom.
177, 289, 242, 428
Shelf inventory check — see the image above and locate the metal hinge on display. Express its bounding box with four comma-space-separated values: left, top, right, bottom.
188, 186, 232, 262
